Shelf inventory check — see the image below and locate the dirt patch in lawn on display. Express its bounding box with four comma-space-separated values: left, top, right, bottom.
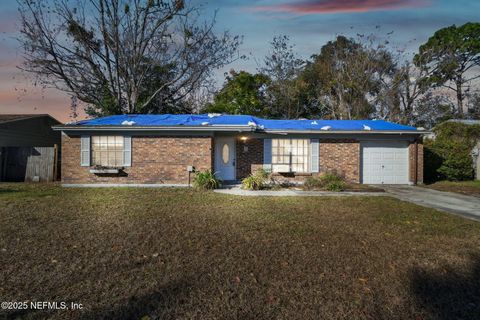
423, 180, 480, 197
0, 183, 479, 319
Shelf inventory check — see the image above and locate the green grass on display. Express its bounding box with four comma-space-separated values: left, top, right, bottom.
1, 183, 480, 319
424, 180, 480, 197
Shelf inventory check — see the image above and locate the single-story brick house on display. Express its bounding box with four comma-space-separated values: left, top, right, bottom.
53, 114, 425, 186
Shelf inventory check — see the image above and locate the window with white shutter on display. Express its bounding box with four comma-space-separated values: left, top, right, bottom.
80, 135, 90, 167
123, 136, 132, 167
263, 139, 272, 171
310, 139, 319, 173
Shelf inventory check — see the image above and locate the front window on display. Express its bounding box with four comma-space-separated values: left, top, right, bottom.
91, 136, 124, 167
272, 139, 310, 173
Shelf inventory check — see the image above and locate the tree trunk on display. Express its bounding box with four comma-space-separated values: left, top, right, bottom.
456, 79, 464, 116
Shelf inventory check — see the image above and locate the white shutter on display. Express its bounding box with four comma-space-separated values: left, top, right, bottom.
123, 136, 132, 167
310, 139, 319, 173
80, 135, 90, 167
263, 139, 272, 171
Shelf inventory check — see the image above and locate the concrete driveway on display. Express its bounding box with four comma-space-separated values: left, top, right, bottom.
384, 185, 480, 222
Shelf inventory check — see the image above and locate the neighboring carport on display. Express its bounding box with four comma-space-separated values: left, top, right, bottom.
0, 114, 61, 182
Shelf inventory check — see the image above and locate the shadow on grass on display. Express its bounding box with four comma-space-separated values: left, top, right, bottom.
77, 278, 194, 320
5, 279, 195, 319
0, 188, 18, 194
410, 254, 480, 320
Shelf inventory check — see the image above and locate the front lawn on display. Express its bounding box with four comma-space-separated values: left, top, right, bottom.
423, 180, 480, 197
1, 184, 480, 319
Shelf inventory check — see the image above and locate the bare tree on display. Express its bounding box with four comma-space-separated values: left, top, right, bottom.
301, 35, 395, 120
18, 0, 241, 116
390, 61, 434, 124
260, 35, 305, 119
413, 93, 456, 129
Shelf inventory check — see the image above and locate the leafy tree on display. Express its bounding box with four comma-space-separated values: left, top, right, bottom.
414, 23, 480, 116
18, 0, 241, 116
260, 35, 305, 119
424, 121, 480, 181
203, 70, 270, 116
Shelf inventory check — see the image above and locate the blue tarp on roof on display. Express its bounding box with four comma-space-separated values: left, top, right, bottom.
74, 114, 418, 131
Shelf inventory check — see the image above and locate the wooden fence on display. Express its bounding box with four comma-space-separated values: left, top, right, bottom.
0, 146, 59, 182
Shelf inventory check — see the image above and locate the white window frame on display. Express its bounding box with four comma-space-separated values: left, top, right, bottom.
271, 139, 310, 173
91, 136, 125, 167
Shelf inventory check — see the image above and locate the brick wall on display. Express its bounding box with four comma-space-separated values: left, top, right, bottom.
62, 133, 421, 185
236, 138, 263, 179
409, 139, 424, 184
62, 134, 213, 184
237, 137, 360, 183
237, 138, 420, 185
320, 139, 360, 183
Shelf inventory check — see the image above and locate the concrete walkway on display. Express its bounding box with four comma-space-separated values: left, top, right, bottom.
383, 185, 480, 222
215, 185, 480, 222
214, 188, 386, 197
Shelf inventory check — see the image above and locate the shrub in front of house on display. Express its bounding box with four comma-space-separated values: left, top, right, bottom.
304, 172, 346, 191
304, 176, 324, 190
193, 170, 222, 190
241, 175, 264, 190
319, 172, 345, 186
324, 180, 346, 192
241, 169, 270, 190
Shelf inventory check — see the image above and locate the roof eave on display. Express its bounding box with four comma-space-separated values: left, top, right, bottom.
53, 125, 429, 135
261, 129, 428, 135
52, 125, 255, 132
1, 114, 62, 126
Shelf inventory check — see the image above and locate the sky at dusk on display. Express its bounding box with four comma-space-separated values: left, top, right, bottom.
0, 0, 479, 122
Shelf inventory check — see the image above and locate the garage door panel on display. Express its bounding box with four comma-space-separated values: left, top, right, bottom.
362, 141, 409, 184
383, 164, 394, 172
370, 151, 382, 161
394, 153, 407, 161
383, 152, 394, 161
382, 176, 396, 184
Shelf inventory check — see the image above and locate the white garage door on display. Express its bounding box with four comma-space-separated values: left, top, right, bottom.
362, 141, 409, 184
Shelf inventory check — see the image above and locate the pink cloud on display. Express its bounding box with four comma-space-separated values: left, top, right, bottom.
252, 0, 430, 15
0, 88, 74, 123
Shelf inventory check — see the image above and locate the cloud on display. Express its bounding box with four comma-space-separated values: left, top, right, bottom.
252, 0, 430, 15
